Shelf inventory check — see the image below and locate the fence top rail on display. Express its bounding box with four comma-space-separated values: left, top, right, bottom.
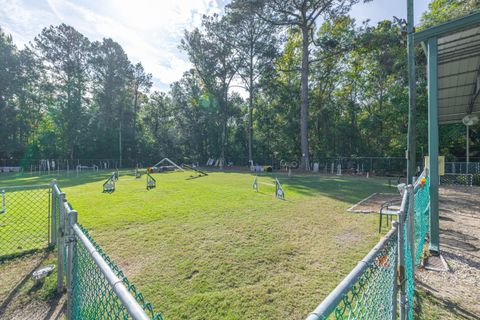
0, 184, 51, 190
53, 183, 63, 195
71, 222, 150, 320
305, 224, 398, 320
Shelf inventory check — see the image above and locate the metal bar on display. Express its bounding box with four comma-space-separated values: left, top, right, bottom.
66, 210, 77, 320
305, 225, 398, 320
398, 190, 408, 320
51, 181, 57, 245
57, 192, 66, 294
391, 221, 399, 320
72, 224, 150, 320
428, 36, 440, 254
0, 184, 51, 190
48, 187, 51, 246
407, 185, 415, 270
467, 125, 470, 173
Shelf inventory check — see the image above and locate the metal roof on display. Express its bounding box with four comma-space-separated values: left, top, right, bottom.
415, 12, 480, 124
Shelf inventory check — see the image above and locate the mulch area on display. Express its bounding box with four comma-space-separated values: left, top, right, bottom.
416, 185, 480, 319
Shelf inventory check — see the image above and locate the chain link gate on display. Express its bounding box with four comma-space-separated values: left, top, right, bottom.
0, 180, 163, 319
52, 183, 164, 320
0, 184, 53, 259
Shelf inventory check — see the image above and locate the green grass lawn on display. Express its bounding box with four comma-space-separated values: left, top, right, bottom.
1, 170, 397, 319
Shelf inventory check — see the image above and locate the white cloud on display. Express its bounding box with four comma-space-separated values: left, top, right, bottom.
1, 0, 432, 92
1, 0, 225, 91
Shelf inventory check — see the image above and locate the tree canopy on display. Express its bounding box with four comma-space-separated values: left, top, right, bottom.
0, 0, 479, 167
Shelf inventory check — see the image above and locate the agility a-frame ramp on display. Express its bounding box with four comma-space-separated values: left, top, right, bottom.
152, 158, 184, 171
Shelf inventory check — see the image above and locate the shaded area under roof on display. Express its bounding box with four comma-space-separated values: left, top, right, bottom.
415, 12, 480, 124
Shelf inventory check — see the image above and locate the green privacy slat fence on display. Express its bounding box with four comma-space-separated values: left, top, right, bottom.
307, 172, 431, 320
404, 220, 414, 320
0, 185, 52, 259
404, 174, 430, 320
413, 176, 430, 267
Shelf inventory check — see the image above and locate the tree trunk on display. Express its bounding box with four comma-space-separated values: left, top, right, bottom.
133, 87, 138, 164
119, 120, 122, 168
248, 67, 254, 165
300, 25, 310, 171
220, 89, 228, 169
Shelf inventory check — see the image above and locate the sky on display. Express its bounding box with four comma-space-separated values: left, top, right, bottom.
0, 0, 432, 92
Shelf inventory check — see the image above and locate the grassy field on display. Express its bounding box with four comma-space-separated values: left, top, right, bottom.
0, 170, 454, 319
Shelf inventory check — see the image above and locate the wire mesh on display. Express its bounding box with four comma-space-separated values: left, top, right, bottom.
404, 219, 414, 320
440, 173, 473, 186
307, 228, 398, 320
444, 162, 480, 175
71, 223, 163, 320
0, 185, 51, 258
333, 234, 398, 319
413, 177, 430, 266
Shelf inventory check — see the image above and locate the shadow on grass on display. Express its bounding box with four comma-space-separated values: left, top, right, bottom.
0, 170, 394, 207
415, 284, 480, 320
0, 169, 138, 189
0, 249, 64, 319
246, 172, 391, 204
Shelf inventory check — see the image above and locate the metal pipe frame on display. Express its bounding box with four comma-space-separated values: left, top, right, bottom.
427, 36, 440, 254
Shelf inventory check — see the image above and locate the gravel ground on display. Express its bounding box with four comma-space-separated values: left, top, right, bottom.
416, 186, 480, 319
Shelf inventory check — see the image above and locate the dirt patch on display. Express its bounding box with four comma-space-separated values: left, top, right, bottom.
0, 251, 65, 320
416, 185, 480, 319
347, 193, 400, 213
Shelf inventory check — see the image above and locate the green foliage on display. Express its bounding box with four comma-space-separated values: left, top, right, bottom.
472, 173, 480, 186
0, 0, 478, 166
419, 0, 480, 29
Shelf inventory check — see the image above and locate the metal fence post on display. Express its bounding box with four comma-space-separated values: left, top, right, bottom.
57, 192, 66, 294
66, 210, 78, 320
392, 221, 399, 320
407, 185, 415, 269
398, 196, 407, 320
51, 180, 57, 246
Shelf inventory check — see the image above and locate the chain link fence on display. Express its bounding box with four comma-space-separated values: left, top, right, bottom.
52, 184, 164, 320
444, 162, 480, 175
306, 226, 398, 320
307, 171, 431, 320
0, 158, 151, 173
440, 173, 473, 186
0, 185, 53, 259
0, 181, 163, 319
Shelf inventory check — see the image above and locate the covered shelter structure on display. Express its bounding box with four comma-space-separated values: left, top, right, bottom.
414, 12, 480, 253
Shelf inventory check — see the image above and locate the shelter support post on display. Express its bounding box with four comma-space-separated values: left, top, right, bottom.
427, 36, 440, 254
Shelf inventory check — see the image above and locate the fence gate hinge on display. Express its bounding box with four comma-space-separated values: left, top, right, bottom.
66, 235, 76, 243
